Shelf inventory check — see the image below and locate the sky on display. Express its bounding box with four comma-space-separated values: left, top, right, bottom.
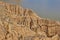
22, 0, 60, 21
1, 0, 60, 21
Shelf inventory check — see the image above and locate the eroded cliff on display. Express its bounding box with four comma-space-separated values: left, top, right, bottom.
0, 1, 60, 40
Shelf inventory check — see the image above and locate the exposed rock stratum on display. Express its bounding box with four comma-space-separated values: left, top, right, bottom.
0, 1, 60, 40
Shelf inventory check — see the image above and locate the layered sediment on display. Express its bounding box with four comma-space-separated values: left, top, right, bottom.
0, 1, 60, 40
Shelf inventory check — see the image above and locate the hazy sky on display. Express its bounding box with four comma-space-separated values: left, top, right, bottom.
22, 0, 60, 21
1, 0, 60, 21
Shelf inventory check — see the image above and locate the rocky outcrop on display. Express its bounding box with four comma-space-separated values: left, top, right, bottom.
0, 1, 60, 40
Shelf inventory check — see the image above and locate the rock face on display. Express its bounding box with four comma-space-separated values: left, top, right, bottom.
0, 1, 60, 40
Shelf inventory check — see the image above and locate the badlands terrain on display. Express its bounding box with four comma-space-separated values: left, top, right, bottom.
0, 1, 60, 40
